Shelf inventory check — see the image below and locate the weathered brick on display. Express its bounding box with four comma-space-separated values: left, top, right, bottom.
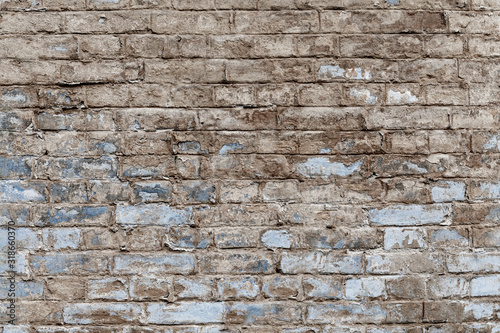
368, 204, 451, 226
198, 253, 274, 274
366, 253, 444, 274
427, 276, 469, 299
235, 11, 318, 34
147, 302, 227, 324
113, 253, 195, 275
63, 303, 143, 324
217, 276, 260, 300
173, 277, 214, 300
281, 251, 362, 274
30, 253, 109, 275
130, 276, 170, 300
65, 12, 149, 34
368, 107, 450, 130
88, 278, 128, 300
448, 253, 500, 273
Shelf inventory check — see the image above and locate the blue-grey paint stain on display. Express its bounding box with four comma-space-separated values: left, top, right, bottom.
116, 204, 193, 227
0, 279, 43, 298
0, 181, 45, 203
219, 142, 246, 155
0, 157, 32, 179
133, 182, 173, 202
37, 206, 110, 226
182, 182, 215, 203
386, 0, 400, 5
261, 230, 292, 248
368, 204, 451, 226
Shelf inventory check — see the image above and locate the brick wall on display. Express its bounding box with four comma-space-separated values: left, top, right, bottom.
1, 0, 500, 331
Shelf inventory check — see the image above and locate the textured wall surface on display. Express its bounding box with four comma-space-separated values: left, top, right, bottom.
1, 0, 500, 331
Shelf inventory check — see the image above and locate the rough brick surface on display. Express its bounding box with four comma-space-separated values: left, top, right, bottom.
0, 0, 499, 331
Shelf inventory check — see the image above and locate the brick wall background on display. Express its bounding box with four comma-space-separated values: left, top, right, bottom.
1, 0, 500, 331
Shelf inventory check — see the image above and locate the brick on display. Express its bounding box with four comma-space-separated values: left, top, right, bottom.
400, 59, 457, 83
214, 228, 259, 248
36, 156, 117, 180
167, 226, 212, 250
473, 228, 500, 247
425, 84, 468, 106
88, 181, 131, 202
317, 60, 398, 82
425, 35, 465, 57
0, 60, 60, 85
384, 228, 426, 250
448, 253, 500, 273
88, 278, 128, 300
60, 61, 141, 84
0, 279, 43, 300
49, 182, 88, 204
225, 302, 302, 325
152, 11, 231, 34
449, 12, 500, 34
45, 277, 85, 301
471, 275, 500, 296
227, 59, 314, 83
303, 276, 342, 300
198, 253, 274, 274
297, 35, 338, 57
321, 11, 446, 33
33, 205, 111, 227
63, 303, 143, 324
366, 253, 444, 274
368, 107, 450, 130
386, 276, 425, 300
235, 11, 318, 34
341, 35, 422, 58
217, 276, 260, 300
0, 36, 77, 60
261, 276, 300, 299
116, 108, 197, 131
65, 12, 149, 33
82, 228, 126, 250
127, 227, 163, 251
345, 277, 386, 300
130, 277, 170, 300
116, 204, 193, 227
113, 253, 195, 275
0, 181, 46, 203
427, 276, 469, 299
173, 277, 214, 300
281, 251, 362, 274
30, 253, 109, 275
0, 13, 63, 34
147, 302, 226, 324
428, 130, 469, 153
145, 59, 225, 84
42, 228, 81, 250
306, 302, 422, 324
368, 204, 451, 226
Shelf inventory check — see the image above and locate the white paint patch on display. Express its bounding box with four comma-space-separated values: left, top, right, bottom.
431, 181, 466, 202
49, 44, 68, 53
296, 157, 362, 178
483, 134, 500, 151
350, 87, 377, 104
320, 148, 331, 154
1, 91, 27, 103
387, 89, 418, 104
318, 65, 371, 80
